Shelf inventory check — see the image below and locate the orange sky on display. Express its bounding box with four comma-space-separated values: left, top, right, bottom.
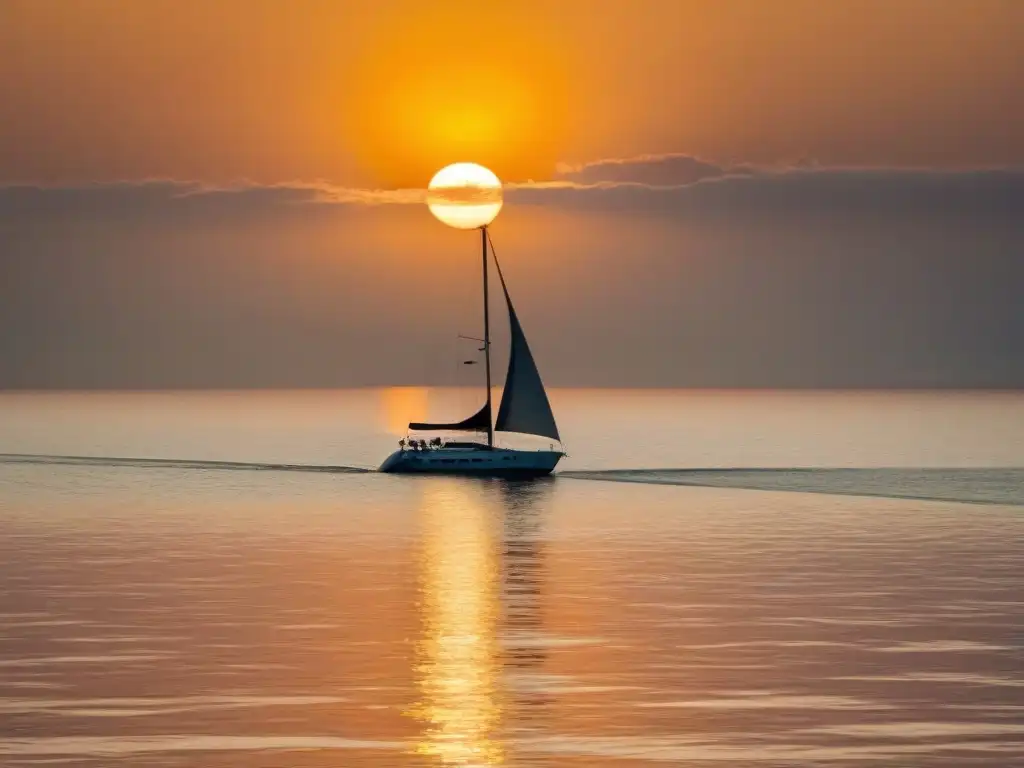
2, 1, 1023, 391
2, 0, 1022, 186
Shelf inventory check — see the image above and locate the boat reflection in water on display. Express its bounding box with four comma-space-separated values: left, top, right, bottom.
499, 479, 554, 744
408, 478, 554, 766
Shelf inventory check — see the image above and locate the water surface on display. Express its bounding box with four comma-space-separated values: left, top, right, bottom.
1, 390, 1022, 766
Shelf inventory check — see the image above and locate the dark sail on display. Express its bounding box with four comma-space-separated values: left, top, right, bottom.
409, 401, 491, 433
493, 259, 561, 442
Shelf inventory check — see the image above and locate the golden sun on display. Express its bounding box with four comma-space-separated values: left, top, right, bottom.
427, 163, 503, 230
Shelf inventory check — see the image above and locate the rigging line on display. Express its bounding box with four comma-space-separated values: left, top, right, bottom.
484, 227, 506, 450
485, 227, 511, 295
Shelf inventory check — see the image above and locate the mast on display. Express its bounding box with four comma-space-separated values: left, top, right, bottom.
482, 225, 494, 447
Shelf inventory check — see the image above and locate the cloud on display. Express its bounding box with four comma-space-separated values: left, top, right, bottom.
508, 163, 1024, 221
4, 161, 1022, 225
0, 180, 424, 222
553, 153, 751, 186
1, 160, 1022, 389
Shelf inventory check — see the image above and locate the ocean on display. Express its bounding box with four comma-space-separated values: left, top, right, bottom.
1, 389, 1022, 766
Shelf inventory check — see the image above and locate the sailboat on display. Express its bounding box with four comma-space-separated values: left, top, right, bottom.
379, 225, 564, 477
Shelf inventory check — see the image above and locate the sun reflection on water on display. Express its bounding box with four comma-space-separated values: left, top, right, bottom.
410, 480, 504, 765
380, 387, 430, 436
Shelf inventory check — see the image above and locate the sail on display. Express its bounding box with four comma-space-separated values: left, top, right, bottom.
409, 401, 491, 433
493, 261, 561, 442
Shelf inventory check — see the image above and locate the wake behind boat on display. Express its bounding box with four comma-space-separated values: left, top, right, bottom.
379, 176, 564, 478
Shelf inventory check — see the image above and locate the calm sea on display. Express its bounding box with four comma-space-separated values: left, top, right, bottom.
1, 389, 1022, 766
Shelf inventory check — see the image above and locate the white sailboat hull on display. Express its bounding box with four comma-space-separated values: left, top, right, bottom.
379, 446, 562, 477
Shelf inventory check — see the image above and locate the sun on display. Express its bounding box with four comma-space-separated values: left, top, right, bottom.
427, 163, 503, 230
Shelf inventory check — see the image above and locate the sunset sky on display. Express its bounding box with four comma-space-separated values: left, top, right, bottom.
2, 0, 1022, 388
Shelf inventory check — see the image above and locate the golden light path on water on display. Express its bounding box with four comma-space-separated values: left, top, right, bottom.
427, 163, 503, 230
410, 481, 504, 765
380, 386, 430, 436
